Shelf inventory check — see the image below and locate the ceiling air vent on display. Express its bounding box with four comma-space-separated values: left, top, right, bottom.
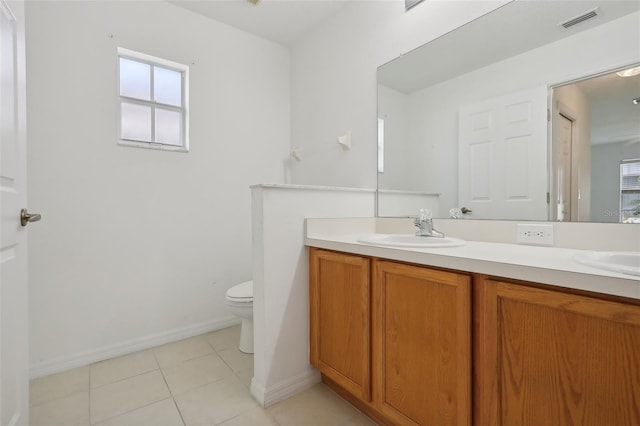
560, 8, 599, 29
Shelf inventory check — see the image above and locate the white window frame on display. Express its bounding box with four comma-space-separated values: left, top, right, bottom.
117, 47, 189, 152
377, 117, 385, 173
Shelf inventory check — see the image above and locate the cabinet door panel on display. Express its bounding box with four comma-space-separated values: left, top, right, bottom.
374, 261, 471, 426
475, 278, 640, 426
310, 248, 371, 401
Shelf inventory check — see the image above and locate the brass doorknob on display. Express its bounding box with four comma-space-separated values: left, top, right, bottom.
20, 208, 41, 227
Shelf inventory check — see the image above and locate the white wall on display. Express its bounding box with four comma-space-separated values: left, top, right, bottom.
289, 0, 510, 189
250, 185, 374, 406
26, 0, 291, 376
290, 1, 639, 199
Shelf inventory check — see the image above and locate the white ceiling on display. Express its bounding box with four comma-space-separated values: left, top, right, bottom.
169, 0, 352, 47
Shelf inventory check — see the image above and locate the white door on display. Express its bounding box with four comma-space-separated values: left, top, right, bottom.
551, 113, 573, 221
458, 87, 548, 220
0, 1, 29, 425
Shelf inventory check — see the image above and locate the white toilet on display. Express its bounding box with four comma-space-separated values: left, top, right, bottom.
225, 280, 254, 353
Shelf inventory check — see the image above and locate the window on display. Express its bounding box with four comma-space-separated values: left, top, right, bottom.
118, 47, 188, 152
620, 159, 640, 223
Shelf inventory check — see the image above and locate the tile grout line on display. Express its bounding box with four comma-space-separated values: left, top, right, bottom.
170, 397, 187, 426
166, 373, 234, 400
154, 349, 187, 426
91, 398, 177, 426
89, 353, 167, 425
214, 346, 253, 376
89, 366, 161, 391
153, 335, 218, 371
28, 388, 88, 409
155, 339, 239, 398
166, 333, 246, 425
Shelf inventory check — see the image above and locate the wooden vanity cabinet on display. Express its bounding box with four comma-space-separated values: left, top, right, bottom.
309, 248, 372, 401
374, 260, 471, 426
310, 248, 640, 426
474, 276, 640, 426
309, 248, 472, 425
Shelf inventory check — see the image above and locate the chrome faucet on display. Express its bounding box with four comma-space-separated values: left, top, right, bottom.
413, 208, 445, 238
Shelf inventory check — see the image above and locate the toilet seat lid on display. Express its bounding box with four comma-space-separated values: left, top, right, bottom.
226, 280, 253, 300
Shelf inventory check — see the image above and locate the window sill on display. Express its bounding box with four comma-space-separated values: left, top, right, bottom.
118, 140, 188, 153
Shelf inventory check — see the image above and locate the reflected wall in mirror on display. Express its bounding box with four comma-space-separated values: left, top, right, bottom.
377, 0, 640, 222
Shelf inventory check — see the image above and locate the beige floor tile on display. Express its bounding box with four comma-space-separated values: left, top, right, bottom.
30, 366, 90, 407
90, 370, 170, 424
235, 368, 253, 389
162, 353, 234, 396
267, 384, 361, 426
91, 350, 158, 388
217, 348, 253, 373
215, 406, 279, 426
174, 375, 258, 426
203, 325, 241, 352
30, 331, 375, 426
93, 398, 184, 426
29, 391, 89, 426
153, 336, 214, 369
339, 412, 379, 426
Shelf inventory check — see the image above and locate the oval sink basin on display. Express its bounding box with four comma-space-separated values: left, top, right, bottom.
358, 234, 465, 248
573, 251, 640, 277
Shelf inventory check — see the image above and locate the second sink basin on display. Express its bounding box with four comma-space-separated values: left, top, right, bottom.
573, 251, 640, 277
358, 234, 465, 248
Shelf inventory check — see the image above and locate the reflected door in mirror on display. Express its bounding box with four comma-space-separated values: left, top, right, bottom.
458, 87, 548, 220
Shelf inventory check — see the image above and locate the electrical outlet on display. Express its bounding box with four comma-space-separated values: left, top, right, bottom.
517, 224, 554, 246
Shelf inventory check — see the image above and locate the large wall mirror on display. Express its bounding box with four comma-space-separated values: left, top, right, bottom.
377, 0, 640, 223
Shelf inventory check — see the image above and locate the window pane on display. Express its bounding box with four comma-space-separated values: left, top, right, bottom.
621, 191, 640, 223
121, 102, 152, 142
119, 58, 150, 101
155, 108, 181, 146
621, 161, 640, 190
154, 66, 182, 107
622, 162, 640, 175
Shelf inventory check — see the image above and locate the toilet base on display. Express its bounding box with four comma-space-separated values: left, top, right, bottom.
239, 318, 254, 354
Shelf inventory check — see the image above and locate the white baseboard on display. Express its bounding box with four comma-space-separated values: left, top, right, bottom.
251, 367, 321, 407
29, 316, 240, 379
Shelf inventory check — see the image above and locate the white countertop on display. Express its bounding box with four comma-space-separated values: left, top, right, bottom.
305, 233, 640, 301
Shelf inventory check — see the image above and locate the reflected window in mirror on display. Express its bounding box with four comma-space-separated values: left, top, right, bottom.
378, 118, 385, 173
620, 160, 640, 223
